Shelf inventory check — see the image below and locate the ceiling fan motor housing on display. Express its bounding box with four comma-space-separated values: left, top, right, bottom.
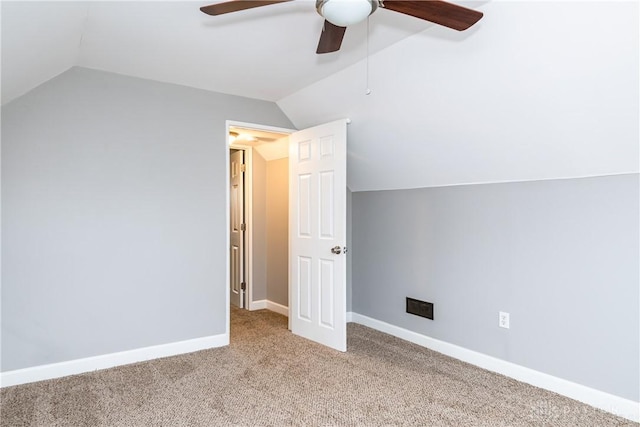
316, 0, 378, 27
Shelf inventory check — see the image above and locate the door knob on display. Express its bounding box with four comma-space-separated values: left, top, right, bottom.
331, 246, 342, 255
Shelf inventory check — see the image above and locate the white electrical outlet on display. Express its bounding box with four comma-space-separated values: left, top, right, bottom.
499, 311, 510, 329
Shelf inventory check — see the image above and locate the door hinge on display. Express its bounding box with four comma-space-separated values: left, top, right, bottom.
240, 164, 246, 172
241, 282, 246, 291
240, 223, 246, 232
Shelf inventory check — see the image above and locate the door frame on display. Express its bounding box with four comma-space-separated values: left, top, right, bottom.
225, 120, 296, 336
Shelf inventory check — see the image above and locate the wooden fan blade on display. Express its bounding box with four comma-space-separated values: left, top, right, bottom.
382, 0, 483, 31
200, 0, 292, 16
316, 20, 347, 54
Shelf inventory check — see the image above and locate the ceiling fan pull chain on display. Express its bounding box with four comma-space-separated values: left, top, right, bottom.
365, 15, 372, 95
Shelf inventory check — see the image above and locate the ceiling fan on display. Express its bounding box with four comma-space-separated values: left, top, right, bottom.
200, 0, 483, 54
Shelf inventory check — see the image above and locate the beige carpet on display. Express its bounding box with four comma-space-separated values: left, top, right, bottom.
1, 307, 636, 426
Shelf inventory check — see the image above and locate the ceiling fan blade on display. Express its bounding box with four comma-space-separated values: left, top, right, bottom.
382, 0, 483, 31
200, 0, 292, 16
316, 20, 347, 54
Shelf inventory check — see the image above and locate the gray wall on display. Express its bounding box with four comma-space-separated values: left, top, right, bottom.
251, 150, 267, 303
352, 174, 639, 401
266, 157, 289, 307
1, 67, 293, 371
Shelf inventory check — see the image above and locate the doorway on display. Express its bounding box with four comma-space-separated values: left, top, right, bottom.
225, 119, 350, 352
226, 122, 295, 324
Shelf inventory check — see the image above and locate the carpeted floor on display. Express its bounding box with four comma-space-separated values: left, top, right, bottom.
1, 307, 636, 426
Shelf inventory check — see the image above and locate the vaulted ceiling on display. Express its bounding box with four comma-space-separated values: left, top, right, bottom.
2, 1, 638, 191
1, 1, 437, 103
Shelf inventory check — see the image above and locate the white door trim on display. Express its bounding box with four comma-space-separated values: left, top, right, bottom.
224, 121, 296, 336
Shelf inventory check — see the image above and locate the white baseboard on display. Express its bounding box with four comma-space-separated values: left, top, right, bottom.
350, 313, 639, 423
266, 301, 289, 317
249, 300, 267, 310
0, 333, 228, 388
251, 299, 289, 317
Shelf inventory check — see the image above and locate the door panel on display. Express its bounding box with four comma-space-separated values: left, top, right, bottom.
230, 150, 244, 308
298, 256, 312, 320
319, 259, 334, 327
297, 174, 312, 237
319, 171, 334, 238
289, 119, 347, 352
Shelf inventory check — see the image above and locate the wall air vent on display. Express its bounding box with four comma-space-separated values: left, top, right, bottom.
406, 297, 434, 320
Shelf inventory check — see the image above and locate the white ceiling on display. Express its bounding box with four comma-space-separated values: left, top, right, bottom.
230, 126, 290, 161
2, 1, 638, 191
279, 1, 639, 190
1, 0, 435, 104
1, 1, 89, 104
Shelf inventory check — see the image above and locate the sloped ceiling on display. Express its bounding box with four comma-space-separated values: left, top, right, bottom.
1, 1, 89, 104
1, 0, 434, 103
2, 1, 638, 191
279, 1, 639, 191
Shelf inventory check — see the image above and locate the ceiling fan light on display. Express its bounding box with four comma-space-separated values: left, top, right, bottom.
317, 0, 376, 27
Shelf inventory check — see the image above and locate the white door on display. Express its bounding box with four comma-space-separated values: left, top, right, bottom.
230, 150, 245, 308
289, 119, 347, 352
